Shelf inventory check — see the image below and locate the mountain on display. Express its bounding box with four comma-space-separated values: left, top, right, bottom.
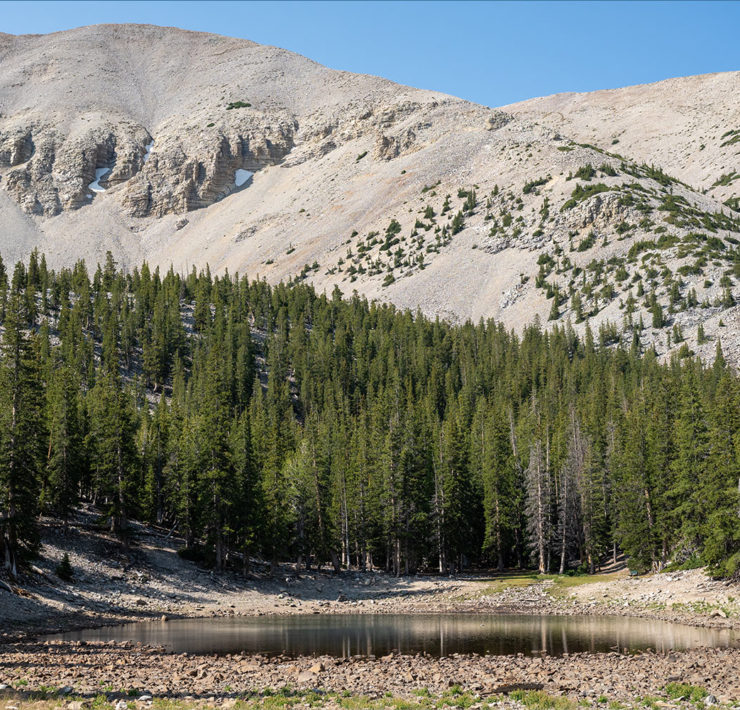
0, 24, 738, 363
504, 72, 740, 204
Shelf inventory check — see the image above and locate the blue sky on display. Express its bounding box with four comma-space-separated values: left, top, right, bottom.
1, 1, 738, 106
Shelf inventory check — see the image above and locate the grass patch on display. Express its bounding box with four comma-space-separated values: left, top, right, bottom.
460, 570, 624, 601
664, 683, 708, 703
510, 690, 577, 710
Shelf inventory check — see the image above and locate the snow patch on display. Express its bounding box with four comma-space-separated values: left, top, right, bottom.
234, 169, 254, 187
143, 141, 154, 163
88, 168, 110, 193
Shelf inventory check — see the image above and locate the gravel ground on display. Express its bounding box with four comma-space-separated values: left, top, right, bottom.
1, 641, 740, 704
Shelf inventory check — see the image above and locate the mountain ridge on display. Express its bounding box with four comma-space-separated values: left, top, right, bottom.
0, 24, 737, 364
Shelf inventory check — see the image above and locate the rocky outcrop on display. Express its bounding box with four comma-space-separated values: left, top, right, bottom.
0, 112, 297, 218
373, 128, 417, 161
0, 119, 150, 216
121, 115, 297, 217
571, 191, 628, 231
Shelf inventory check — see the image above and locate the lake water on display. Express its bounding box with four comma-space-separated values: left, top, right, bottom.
50, 613, 739, 657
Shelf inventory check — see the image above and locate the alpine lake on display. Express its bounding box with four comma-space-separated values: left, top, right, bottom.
50, 613, 739, 657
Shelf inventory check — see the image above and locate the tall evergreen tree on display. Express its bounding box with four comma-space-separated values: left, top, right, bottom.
0, 289, 46, 574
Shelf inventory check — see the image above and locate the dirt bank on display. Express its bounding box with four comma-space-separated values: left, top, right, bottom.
2, 509, 739, 642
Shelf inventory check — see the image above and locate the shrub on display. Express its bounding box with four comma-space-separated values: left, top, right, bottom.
561, 183, 610, 211
574, 164, 596, 181
576, 232, 597, 252
451, 211, 465, 235
55, 553, 73, 581
226, 101, 251, 110
615, 221, 631, 234
177, 544, 214, 567
523, 176, 550, 194
720, 129, 740, 148
712, 171, 738, 188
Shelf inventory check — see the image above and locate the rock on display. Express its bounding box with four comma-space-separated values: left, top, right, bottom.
704, 695, 718, 706
309, 662, 325, 674
58, 686, 74, 696
710, 610, 727, 618
238, 661, 261, 672
138, 695, 153, 702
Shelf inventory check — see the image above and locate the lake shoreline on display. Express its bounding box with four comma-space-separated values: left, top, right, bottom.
2, 513, 738, 644
3, 513, 740, 704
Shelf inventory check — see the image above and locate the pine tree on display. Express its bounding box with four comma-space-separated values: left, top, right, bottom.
436, 405, 475, 572
229, 410, 260, 574
668, 366, 709, 559
0, 250, 737, 578
614, 397, 658, 571
0, 289, 46, 574
474, 405, 516, 570
87, 370, 139, 535
700, 373, 740, 574
44, 362, 84, 523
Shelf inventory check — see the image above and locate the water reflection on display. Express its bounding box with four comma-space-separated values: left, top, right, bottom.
51, 613, 738, 657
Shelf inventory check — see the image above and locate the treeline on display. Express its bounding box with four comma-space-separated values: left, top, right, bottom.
0, 251, 738, 579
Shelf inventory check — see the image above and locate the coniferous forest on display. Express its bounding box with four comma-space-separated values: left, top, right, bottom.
0, 250, 738, 580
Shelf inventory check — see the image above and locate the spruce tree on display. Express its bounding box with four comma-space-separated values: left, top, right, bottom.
0, 289, 46, 574
44, 362, 84, 523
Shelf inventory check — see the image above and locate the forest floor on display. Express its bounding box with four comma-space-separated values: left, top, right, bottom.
2, 508, 740, 707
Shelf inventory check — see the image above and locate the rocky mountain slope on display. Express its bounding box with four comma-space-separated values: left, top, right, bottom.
504, 72, 740, 204
0, 25, 738, 363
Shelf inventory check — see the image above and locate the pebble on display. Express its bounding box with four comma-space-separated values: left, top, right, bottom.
2, 640, 739, 702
